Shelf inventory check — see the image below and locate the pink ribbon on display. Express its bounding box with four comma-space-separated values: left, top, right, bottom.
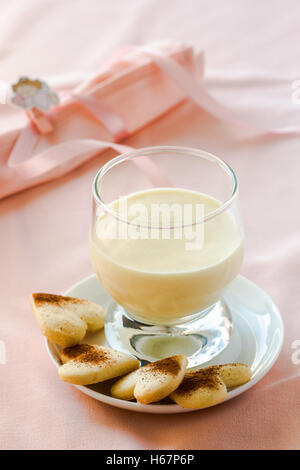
8, 90, 130, 167
8, 125, 39, 167
9, 139, 171, 189
141, 45, 300, 137
71, 94, 129, 142
7, 45, 300, 190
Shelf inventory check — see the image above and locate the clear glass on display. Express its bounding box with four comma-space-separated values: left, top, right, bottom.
89, 146, 244, 367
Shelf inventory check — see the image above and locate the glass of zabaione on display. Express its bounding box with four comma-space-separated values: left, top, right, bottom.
89, 146, 244, 367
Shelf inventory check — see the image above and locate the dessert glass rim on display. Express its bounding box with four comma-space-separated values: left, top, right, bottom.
92, 145, 238, 229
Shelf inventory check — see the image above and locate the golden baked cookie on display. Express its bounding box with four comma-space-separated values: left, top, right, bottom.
110, 368, 141, 400
215, 363, 251, 388
30, 293, 106, 347
58, 344, 139, 385
60, 343, 97, 364
170, 363, 251, 409
170, 368, 227, 409
111, 355, 188, 403
134, 355, 188, 404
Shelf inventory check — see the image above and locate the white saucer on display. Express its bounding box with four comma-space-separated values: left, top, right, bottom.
46, 274, 284, 414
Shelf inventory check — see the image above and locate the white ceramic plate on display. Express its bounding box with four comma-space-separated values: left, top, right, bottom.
46, 274, 284, 414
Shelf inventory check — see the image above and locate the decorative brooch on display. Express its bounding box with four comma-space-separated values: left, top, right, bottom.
10, 77, 59, 134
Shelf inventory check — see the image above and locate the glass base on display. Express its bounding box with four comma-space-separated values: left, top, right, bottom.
105, 300, 233, 368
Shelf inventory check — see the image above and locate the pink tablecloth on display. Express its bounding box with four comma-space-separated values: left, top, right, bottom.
0, 0, 299, 450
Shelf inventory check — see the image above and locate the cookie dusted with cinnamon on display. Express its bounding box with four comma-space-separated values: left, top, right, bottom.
170, 363, 251, 409
30, 293, 106, 347
170, 368, 227, 409
111, 355, 187, 404
214, 363, 251, 388
110, 368, 141, 401
58, 344, 139, 385
134, 355, 188, 404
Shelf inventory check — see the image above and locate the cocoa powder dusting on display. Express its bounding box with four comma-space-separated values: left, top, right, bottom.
78, 349, 111, 365
33, 293, 82, 306
62, 344, 93, 360
177, 368, 221, 395
62, 344, 111, 366
143, 356, 181, 376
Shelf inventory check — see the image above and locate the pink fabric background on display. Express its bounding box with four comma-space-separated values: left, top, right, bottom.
0, 0, 300, 450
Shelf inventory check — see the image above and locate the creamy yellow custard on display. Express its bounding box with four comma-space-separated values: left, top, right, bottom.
89, 188, 243, 324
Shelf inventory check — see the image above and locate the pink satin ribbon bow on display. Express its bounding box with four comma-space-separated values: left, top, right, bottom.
4, 41, 300, 199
